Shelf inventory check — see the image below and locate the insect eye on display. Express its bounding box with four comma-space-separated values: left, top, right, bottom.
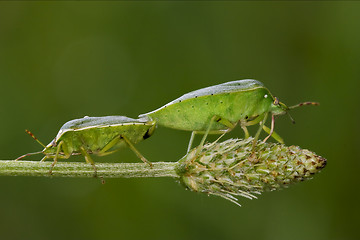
273, 97, 279, 105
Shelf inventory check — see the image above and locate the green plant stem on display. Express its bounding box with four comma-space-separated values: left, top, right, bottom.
0, 161, 178, 178
0, 138, 326, 206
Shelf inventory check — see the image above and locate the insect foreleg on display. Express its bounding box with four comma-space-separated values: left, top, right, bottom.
263, 114, 285, 143
42, 142, 70, 164
263, 114, 275, 143
122, 136, 153, 167
262, 125, 284, 144
49, 140, 64, 174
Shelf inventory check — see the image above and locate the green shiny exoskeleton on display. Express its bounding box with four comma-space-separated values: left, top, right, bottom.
139, 79, 318, 151
16, 116, 155, 172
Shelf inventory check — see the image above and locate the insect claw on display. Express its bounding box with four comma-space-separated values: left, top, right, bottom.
100, 176, 106, 184
90, 163, 98, 178
143, 159, 153, 168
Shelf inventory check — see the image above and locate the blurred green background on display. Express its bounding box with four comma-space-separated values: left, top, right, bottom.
0, 2, 359, 240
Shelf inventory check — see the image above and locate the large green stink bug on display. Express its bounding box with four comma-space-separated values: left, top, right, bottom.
139, 79, 318, 151
16, 116, 155, 172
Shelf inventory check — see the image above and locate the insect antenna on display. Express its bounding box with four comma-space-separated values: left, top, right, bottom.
287, 112, 296, 124
289, 102, 319, 109
287, 102, 319, 124
15, 151, 43, 161
25, 129, 46, 148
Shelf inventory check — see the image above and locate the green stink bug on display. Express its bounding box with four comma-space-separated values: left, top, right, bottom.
139, 79, 318, 151
16, 116, 155, 173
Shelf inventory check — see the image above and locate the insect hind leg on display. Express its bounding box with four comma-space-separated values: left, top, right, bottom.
97, 136, 124, 156
262, 125, 284, 143
97, 135, 152, 167
122, 136, 153, 167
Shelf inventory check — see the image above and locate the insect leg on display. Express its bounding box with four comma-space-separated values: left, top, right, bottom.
97, 136, 124, 156
49, 141, 64, 174
198, 115, 217, 150
48, 141, 72, 174
98, 148, 122, 156
196, 116, 235, 153
122, 136, 153, 167
262, 125, 284, 144
252, 112, 268, 148
188, 129, 227, 153
201, 116, 236, 145
245, 115, 263, 126
241, 115, 266, 140
215, 116, 237, 129
263, 114, 285, 143
187, 131, 197, 153
79, 146, 97, 177
241, 125, 250, 139
188, 115, 236, 153
40, 155, 48, 162
206, 131, 228, 148
263, 114, 275, 143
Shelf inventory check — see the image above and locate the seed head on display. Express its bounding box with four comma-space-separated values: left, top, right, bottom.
176, 138, 326, 206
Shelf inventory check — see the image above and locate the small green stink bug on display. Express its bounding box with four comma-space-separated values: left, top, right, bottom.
139, 79, 318, 151
16, 116, 155, 173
